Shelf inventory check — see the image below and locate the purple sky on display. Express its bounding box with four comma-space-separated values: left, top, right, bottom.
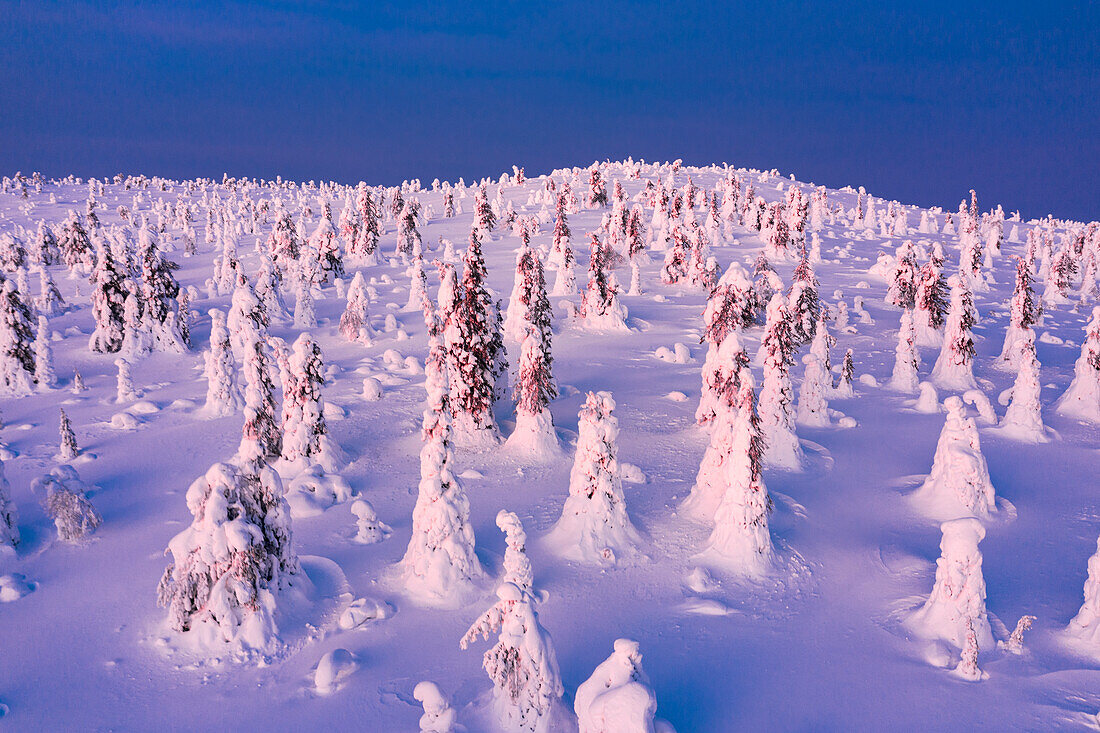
1, 0, 1096, 220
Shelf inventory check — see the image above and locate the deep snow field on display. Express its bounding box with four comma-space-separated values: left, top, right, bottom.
1, 161, 1100, 732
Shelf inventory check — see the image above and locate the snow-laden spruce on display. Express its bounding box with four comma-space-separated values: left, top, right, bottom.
888, 308, 921, 393
911, 396, 998, 521
157, 458, 298, 654
58, 408, 79, 461
0, 279, 34, 396
503, 326, 561, 460
460, 582, 567, 733
339, 271, 374, 343
694, 369, 774, 576
757, 293, 803, 470
930, 274, 978, 391
997, 257, 1041, 370
575, 638, 676, 733
696, 331, 748, 429
201, 309, 242, 418
278, 333, 343, 473
1055, 306, 1100, 422
995, 328, 1049, 442
400, 307, 485, 606
796, 353, 831, 427
544, 391, 641, 565
907, 517, 994, 652
579, 233, 629, 332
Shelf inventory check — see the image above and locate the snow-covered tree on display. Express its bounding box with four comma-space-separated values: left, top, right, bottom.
998, 257, 1042, 369
293, 274, 317, 329
886, 241, 918, 310
443, 232, 506, 446
350, 498, 391, 545
913, 252, 945, 336
339, 271, 373, 342
280, 332, 340, 471
907, 517, 994, 652
576, 638, 674, 733
33, 314, 55, 389
88, 239, 128, 353
580, 234, 628, 331
58, 407, 79, 461
504, 327, 560, 458
503, 244, 551, 346
401, 312, 485, 604
551, 241, 577, 297
787, 255, 820, 345
226, 283, 268, 361
0, 456, 19, 550
238, 337, 281, 462
702, 262, 755, 348
696, 331, 748, 428
35, 266, 64, 317
545, 391, 641, 564
0, 280, 34, 396
306, 211, 343, 285
930, 275, 978, 391
202, 309, 242, 417
888, 309, 921, 393
912, 396, 998, 520
1066, 535, 1100, 645
796, 353, 831, 427
700, 368, 774, 575
496, 509, 533, 595
36, 465, 101, 543
460, 582, 565, 733
157, 459, 298, 652
414, 681, 458, 733
1055, 306, 1100, 422
757, 294, 803, 470
997, 329, 1048, 442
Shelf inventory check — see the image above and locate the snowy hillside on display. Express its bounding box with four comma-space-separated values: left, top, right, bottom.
1, 162, 1100, 731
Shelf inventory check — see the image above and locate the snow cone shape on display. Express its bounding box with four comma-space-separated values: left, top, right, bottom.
796, 353, 831, 427
685, 364, 754, 520
460, 582, 566, 733
339, 271, 374, 343
157, 460, 298, 653
576, 639, 676, 733
996, 330, 1049, 442
911, 397, 998, 521
503, 327, 561, 460
930, 275, 978, 392
695, 372, 774, 576
888, 309, 921, 393
907, 517, 994, 651
1055, 306, 1100, 422
400, 325, 485, 606
1066, 535, 1100, 647
544, 391, 642, 565
579, 234, 629, 332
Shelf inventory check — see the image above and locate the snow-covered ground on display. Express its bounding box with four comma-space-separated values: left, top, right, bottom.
0, 163, 1099, 731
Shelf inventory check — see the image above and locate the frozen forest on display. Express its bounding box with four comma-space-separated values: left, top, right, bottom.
1, 160, 1100, 731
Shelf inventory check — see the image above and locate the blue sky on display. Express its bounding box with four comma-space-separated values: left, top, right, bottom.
1, 1, 1096, 219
